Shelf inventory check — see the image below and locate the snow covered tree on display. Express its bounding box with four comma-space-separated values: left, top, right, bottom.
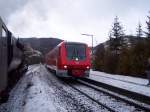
110, 16, 124, 39
109, 16, 125, 54
136, 22, 143, 38
145, 12, 150, 38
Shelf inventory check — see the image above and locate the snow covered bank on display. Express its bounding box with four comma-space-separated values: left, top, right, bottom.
23, 67, 57, 112
0, 65, 107, 112
90, 71, 150, 97
0, 65, 57, 112
1, 64, 148, 112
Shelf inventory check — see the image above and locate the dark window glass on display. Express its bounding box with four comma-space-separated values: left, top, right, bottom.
65, 43, 86, 60
2, 27, 7, 37
1, 27, 7, 46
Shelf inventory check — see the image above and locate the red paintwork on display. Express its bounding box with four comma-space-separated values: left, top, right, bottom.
45, 41, 91, 77
72, 70, 85, 77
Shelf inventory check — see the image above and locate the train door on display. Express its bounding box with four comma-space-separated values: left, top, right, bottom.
0, 18, 8, 92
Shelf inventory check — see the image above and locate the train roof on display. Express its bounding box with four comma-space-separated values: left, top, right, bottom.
59, 41, 88, 46
0, 16, 8, 32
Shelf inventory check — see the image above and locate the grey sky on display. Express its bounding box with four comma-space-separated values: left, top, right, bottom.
0, 0, 150, 46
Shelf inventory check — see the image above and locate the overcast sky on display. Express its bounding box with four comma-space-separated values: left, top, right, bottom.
0, 0, 150, 46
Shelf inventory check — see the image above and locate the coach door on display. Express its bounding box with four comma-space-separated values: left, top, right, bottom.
0, 18, 8, 91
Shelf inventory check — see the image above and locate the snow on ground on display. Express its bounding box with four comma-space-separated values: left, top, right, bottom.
0, 65, 57, 112
90, 71, 150, 97
0, 65, 108, 112
1, 64, 149, 112
72, 83, 139, 112
23, 67, 57, 112
42, 66, 108, 112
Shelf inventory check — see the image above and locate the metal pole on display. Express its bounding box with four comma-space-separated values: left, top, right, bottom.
81, 34, 93, 57
81, 34, 94, 68
91, 35, 93, 58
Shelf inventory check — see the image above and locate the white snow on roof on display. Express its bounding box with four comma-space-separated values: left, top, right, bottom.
90, 70, 150, 97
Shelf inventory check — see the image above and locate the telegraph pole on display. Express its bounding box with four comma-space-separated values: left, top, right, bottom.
81, 33, 94, 57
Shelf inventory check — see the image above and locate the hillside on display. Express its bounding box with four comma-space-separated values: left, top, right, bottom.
20, 37, 63, 55
94, 35, 146, 50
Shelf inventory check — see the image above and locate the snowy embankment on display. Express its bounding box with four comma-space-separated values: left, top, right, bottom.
0, 64, 57, 112
90, 71, 150, 97
23, 66, 57, 112
0, 65, 107, 112
1, 64, 149, 112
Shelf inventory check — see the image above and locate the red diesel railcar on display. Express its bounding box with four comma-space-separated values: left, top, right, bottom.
45, 41, 91, 77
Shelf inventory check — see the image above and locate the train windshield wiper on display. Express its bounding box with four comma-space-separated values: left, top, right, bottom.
71, 48, 76, 60
76, 49, 79, 60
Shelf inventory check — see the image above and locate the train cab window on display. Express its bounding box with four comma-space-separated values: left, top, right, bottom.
65, 43, 86, 60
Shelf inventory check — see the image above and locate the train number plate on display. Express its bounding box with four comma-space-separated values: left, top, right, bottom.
72, 70, 84, 76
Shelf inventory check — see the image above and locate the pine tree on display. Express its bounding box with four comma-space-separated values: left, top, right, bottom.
109, 16, 125, 54
111, 16, 124, 39
136, 22, 143, 38
145, 12, 150, 38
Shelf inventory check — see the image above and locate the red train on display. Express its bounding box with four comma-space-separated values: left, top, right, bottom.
45, 41, 91, 77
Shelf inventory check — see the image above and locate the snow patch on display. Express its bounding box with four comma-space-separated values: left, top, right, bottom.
90, 71, 150, 97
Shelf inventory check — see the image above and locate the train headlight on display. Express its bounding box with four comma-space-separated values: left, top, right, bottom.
86, 66, 89, 69
64, 65, 67, 69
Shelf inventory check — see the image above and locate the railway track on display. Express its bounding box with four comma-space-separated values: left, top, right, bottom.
66, 82, 116, 112
66, 79, 149, 112
46, 71, 113, 111
80, 78, 150, 104
46, 69, 150, 111
77, 78, 150, 112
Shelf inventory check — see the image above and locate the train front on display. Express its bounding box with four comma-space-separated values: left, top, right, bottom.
58, 42, 91, 77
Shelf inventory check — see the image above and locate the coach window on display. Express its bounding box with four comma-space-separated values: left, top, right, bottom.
2, 27, 7, 38
1, 27, 7, 45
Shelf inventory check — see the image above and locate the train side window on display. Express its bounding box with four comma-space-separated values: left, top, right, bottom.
11, 36, 14, 45
2, 27, 7, 38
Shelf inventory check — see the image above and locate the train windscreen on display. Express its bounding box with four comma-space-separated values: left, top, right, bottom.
65, 43, 86, 60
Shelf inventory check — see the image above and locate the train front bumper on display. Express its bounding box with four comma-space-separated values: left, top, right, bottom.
56, 69, 90, 78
